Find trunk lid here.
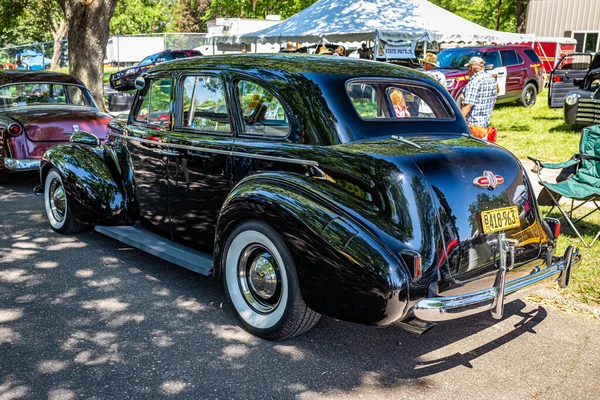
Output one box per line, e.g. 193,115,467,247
4,106,111,142
336,135,543,282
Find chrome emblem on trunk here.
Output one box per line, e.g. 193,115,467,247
473,170,504,190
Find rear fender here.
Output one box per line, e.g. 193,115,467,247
41,143,129,226
215,173,411,325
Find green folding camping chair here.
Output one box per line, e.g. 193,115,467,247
528,124,600,248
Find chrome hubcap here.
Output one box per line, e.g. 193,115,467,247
49,178,66,222
238,245,282,313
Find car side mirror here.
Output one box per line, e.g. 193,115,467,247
573,78,584,87
485,63,494,70
134,76,145,91
70,131,100,146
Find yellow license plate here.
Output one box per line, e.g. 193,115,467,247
115,79,121,86
481,206,520,234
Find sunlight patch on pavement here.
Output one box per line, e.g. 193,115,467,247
45,241,87,251
209,324,258,345
75,269,94,278
62,331,123,366
37,360,69,374
0,327,21,344
81,298,129,312
273,345,307,361
0,308,23,323
86,277,122,288
48,389,76,400
161,380,189,395
220,344,250,359
175,296,206,313
0,376,28,399
0,269,36,283
151,330,174,347
36,261,59,269
107,313,145,327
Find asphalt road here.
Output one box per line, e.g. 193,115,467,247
1,174,599,400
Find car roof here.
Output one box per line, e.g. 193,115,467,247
150,53,424,80
0,70,84,86
441,45,532,52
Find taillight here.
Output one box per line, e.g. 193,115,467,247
7,123,22,136
400,250,422,279
553,75,563,83
544,218,561,239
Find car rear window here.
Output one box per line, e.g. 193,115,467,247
0,83,94,109
523,49,541,64
346,81,452,121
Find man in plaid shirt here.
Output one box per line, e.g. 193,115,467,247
461,57,497,127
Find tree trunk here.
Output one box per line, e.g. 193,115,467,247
517,0,527,34
59,0,118,111
50,19,67,70
496,0,503,31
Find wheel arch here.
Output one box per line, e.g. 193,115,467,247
41,144,130,226
214,174,411,325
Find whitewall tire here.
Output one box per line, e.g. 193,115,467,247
223,221,320,340
44,168,87,234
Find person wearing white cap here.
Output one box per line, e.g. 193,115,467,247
461,56,497,127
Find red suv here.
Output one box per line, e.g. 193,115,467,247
436,45,544,107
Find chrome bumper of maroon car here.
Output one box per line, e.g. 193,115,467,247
412,234,580,323
4,158,40,171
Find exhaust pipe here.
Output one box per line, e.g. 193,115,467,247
395,316,436,335
33,185,44,196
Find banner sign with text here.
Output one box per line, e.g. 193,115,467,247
383,41,416,59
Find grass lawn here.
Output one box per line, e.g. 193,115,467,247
491,91,599,306
492,90,581,162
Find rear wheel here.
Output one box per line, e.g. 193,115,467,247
223,221,320,340
518,83,537,107
44,168,87,234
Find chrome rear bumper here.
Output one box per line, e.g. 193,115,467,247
412,235,580,322
4,158,40,171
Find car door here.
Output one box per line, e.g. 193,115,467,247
548,53,593,108
484,51,507,97
126,73,173,235
500,49,525,98
167,72,234,252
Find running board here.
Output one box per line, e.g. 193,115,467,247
94,225,214,276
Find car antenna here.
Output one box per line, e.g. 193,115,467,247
391,135,421,149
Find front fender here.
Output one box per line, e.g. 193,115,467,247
41,143,128,225
215,173,411,326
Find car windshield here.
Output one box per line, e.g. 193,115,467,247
138,56,155,66
0,83,95,109
437,49,484,70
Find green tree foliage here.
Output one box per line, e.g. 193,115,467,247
430,0,528,33
110,0,171,34
205,0,318,21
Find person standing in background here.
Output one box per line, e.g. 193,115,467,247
419,53,446,87
461,56,497,128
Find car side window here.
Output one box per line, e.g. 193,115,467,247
138,56,154,66
181,75,231,133
523,49,541,64
135,78,171,127
500,50,522,66
237,79,289,138
347,82,452,120
485,51,501,69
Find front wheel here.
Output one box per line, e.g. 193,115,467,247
44,168,87,234
223,221,320,340
518,83,537,107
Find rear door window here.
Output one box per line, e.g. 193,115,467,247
484,51,501,69
236,79,289,138
500,50,522,66
347,81,452,120
180,75,231,133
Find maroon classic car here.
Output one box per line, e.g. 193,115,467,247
0,71,111,182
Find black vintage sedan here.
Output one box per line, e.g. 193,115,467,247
39,54,579,340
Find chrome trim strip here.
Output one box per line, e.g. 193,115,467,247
4,158,40,171
412,246,581,322
112,133,319,167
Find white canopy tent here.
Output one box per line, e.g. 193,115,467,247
208,0,535,48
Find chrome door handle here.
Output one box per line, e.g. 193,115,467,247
153,149,182,157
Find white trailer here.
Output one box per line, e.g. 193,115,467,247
105,36,165,65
